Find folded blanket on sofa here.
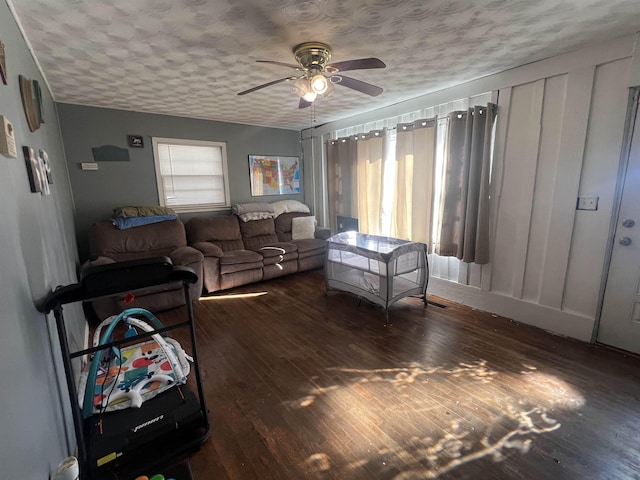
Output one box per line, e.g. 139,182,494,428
271,200,310,217
113,205,176,218
112,214,177,230
237,211,276,222
232,202,274,216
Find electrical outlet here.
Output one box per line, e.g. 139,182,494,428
577,196,599,211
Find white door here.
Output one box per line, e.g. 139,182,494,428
598,92,640,354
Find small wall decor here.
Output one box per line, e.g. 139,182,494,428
39,149,52,185
23,146,43,193
0,115,17,158
127,135,144,148
33,80,44,123
249,154,300,196
19,75,40,132
0,41,7,85
91,145,130,162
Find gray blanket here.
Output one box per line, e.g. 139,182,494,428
232,202,274,215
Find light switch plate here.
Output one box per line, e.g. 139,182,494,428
577,196,599,211
81,162,98,170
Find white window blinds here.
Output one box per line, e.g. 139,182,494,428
152,138,230,212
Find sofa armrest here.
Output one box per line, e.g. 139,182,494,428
80,255,116,277
170,246,204,301
314,227,331,240
170,245,205,266
191,241,224,258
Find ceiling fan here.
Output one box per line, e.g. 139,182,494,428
237,42,386,108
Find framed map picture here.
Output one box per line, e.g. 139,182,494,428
249,155,301,196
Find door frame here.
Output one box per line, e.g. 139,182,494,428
592,87,640,343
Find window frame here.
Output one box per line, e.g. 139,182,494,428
152,137,231,213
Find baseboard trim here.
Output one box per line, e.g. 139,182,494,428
428,277,595,342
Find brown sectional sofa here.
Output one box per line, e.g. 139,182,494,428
186,212,330,294
83,209,329,317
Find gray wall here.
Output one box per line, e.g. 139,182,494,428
0,1,85,477
57,104,302,260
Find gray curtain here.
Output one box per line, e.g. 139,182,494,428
436,104,496,264
326,136,357,233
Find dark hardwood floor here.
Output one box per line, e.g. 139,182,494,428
160,270,640,480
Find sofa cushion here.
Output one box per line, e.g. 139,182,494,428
220,261,264,275
293,238,327,254
170,245,204,266
256,242,298,257
90,220,187,261
220,249,263,265
220,269,263,290
298,254,324,271
262,252,298,266
186,216,244,251
239,217,280,250
192,241,224,258
263,261,299,280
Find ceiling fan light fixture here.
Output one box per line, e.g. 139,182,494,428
239,42,386,105
294,77,318,102
322,80,335,98
302,90,317,102
310,74,328,94
293,77,311,95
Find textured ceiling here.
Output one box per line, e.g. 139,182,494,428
9,0,640,130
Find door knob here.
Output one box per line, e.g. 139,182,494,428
622,219,635,228
619,237,632,246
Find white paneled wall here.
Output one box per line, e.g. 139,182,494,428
489,59,630,326
562,59,632,316
522,75,566,304
303,35,637,341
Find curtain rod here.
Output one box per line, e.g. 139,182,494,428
330,118,442,143
330,104,496,143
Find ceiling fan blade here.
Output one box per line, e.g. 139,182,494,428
299,98,312,109
328,58,386,72
334,75,383,97
237,77,297,96
256,60,301,70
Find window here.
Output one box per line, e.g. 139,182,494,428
329,93,493,281
152,137,230,213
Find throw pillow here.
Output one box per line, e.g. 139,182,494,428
291,216,316,240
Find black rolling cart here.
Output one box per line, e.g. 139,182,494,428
43,257,210,479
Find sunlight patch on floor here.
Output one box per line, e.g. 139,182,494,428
383,406,559,480
521,371,585,409
293,359,584,479
198,291,268,301
295,360,498,408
